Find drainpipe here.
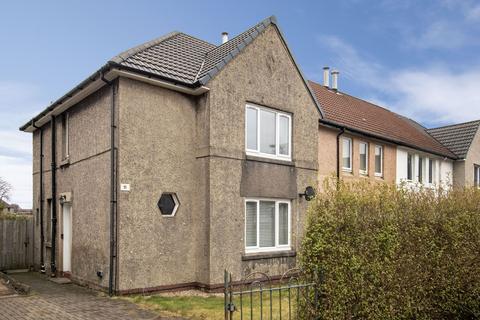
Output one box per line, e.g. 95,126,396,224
336,128,345,180
101,74,117,296
32,121,45,272
50,116,57,276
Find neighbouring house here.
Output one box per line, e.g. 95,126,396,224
0,200,32,215
309,69,456,189
427,120,480,188
20,16,322,294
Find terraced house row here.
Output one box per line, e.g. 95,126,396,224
20,16,480,294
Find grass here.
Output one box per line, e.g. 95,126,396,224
125,287,308,320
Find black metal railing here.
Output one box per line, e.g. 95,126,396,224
224,268,320,320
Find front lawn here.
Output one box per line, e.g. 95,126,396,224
125,289,303,319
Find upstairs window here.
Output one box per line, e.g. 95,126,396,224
475,165,480,188
61,113,69,160
407,153,414,181
428,159,435,184
359,142,368,175
246,104,291,160
418,156,424,183
342,138,352,171
375,145,383,177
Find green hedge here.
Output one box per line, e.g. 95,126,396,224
300,179,480,319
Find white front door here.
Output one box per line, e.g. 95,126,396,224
62,203,72,272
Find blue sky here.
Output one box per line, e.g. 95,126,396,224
1,0,480,208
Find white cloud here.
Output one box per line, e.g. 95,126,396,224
0,155,32,209
408,21,469,50
0,81,44,209
0,130,31,155
316,35,480,125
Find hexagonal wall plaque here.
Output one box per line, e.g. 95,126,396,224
157,193,180,216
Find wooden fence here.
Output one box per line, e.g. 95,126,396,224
0,217,34,270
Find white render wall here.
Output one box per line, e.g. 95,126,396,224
396,147,453,189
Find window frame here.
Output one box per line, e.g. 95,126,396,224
374,145,383,177
61,112,69,160
418,156,424,183
359,142,368,175
244,198,291,253
475,165,480,188
407,153,414,181
342,137,353,172
245,104,292,161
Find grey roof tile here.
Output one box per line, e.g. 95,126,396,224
427,120,480,158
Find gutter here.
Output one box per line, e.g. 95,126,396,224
32,120,45,272
320,119,457,160
20,64,209,133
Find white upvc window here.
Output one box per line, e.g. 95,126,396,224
374,145,383,177
245,104,292,161
474,165,480,188
342,137,352,171
407,153,414,181
428,158,436,185
359,142,368,175
245,199,291,253
418,156,424,183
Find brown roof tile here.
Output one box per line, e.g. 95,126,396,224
309,80,456,158
427,120,480,158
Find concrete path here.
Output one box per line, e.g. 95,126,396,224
0,272,182,320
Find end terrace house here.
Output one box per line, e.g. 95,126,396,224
20,16,322,294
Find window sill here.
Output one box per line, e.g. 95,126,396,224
245,155,295,167
242,250,296,261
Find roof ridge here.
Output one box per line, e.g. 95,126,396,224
196,15,277,85
427,119,480,131
109,31,181,64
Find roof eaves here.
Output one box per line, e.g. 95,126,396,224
320,119,457,160
109,31,181,64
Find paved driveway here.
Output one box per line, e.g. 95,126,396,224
0,272,181,320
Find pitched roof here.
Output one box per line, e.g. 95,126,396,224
309,81,456,158
21,16,323,131
110,16,280,87
427,120,480,159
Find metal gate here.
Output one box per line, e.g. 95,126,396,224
224,268,320,320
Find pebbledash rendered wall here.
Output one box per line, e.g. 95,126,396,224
115,24,320,292
453,128,480,187
32,86,113,290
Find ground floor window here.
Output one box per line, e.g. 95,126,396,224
245,199,290,253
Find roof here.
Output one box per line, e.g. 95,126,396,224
21,15,322,131
427,120,480,159
309,81,457,158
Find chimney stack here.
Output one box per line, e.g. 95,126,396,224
323,67,330,87
221,32,229,44
331,70,339,91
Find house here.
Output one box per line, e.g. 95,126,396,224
20,16,322,294
0,200,32,215
309,70,456,189
427,120,480,188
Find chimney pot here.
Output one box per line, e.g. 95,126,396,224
331,70,339,91
323,67,330,87
221,32,229,44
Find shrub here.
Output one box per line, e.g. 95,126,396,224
300,178,480,319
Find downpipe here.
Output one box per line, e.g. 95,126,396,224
50,116,57,276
